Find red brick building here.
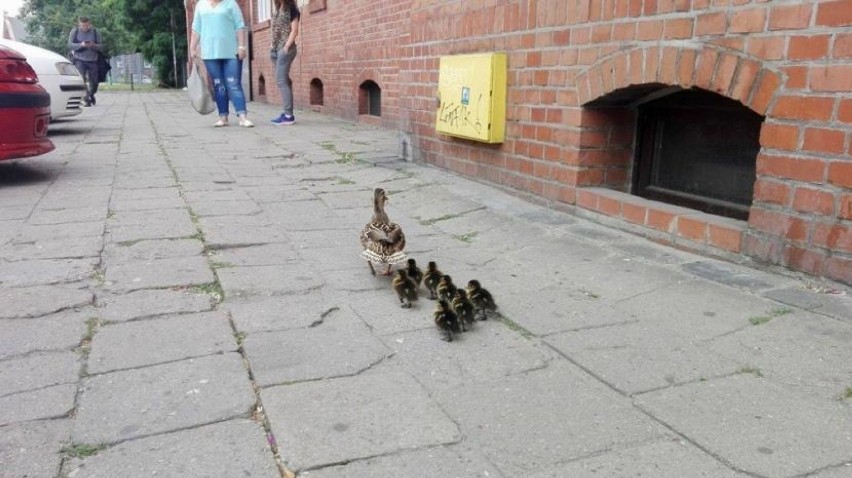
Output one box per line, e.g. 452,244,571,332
189,0,852,285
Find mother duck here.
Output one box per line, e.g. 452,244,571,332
360,188,406,275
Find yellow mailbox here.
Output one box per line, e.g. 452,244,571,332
436,52,507,143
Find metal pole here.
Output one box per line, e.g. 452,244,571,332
171,11,179,87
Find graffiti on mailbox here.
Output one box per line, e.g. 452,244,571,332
438,89,484,136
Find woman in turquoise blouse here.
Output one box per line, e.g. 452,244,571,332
189,0,254,127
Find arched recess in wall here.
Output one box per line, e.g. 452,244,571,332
258,75,266,98
359,80,381,117
310,78,324,106
573,45,783,221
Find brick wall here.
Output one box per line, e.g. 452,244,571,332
237,0,852,285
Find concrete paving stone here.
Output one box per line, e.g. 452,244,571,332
198,220,290,248
428,208,513,238
108,208,193,230
176,180,234,193
38,187,111,209
763,286,852,323
390,189,484,226
525,439,746,478
706,311,852,401
0,419,71,478
109,196,186,212
635,374,852,477
682,260,794,292
614,279,784,341
2,235,103,261
245,317,390,387
27,206,108,225
107,214,197,244
611,241,703,266
561,254,693,301
0,284,93,319
500,235,616,269
14,221,105,242
104,255,214,292
508,295,634,337
262,370,461,471
342,167,413,188
263,201,343,231
545,322,741,394
384,321,554,392
63,419,279,478
208,243,300,267
244,185,317,203
300,444,502,478
0,384,77,426
72,353,256,444
189,201,263,217
564,223,629,243
320,259,396,294
88,311,236,374
300,241,364,272
317,189,374,210
434,361,669,477
98,289,214,323
0,205,31,221
102,238,204,263
217,264,325,298
811,464,852,477
183,189,253,203
348,289,436,335
110,186,180,201
0,351,81,397
113,175,175,189
225,292,350,334
0,258,97,287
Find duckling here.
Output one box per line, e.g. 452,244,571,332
422,261,442,300
467,279,498,320
452,289,475,332
391,269,418,308
360,188,406,276
406,258,423,288
437,275,458,303
434,299,461,342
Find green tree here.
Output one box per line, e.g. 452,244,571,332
20,0,135,58
115,0,187,87
20,0,187,87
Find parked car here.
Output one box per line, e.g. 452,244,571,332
0,44,54,161
0,38,86,121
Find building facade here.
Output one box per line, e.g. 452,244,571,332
191,0,852,285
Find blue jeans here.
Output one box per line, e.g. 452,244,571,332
203,58,247,116
275,45,297,116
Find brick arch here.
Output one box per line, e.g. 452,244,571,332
574,45,782,116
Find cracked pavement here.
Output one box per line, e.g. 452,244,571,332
1,91,851,478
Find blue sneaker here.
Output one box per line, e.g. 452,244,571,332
271,114,295,125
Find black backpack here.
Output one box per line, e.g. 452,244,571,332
71,27,111,82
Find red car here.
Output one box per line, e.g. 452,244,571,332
0,44,54,161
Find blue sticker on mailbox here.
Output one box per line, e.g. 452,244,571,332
461,87,470,105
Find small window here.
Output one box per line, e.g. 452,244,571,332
634,89,763,220
258,0,271,21
359,80,381,117
310,78,324,106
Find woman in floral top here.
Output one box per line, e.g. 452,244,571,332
270,0,300,125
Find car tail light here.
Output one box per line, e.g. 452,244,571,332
34,113,50,138
0,58,38,83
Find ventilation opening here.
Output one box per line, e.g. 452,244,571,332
310,78,324,106
258,75,266,97
634,88,763,220
359,80,381,116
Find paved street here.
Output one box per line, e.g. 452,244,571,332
1,91,851,478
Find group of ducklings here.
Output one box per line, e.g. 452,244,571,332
392,259,498,342
359,187,497,341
